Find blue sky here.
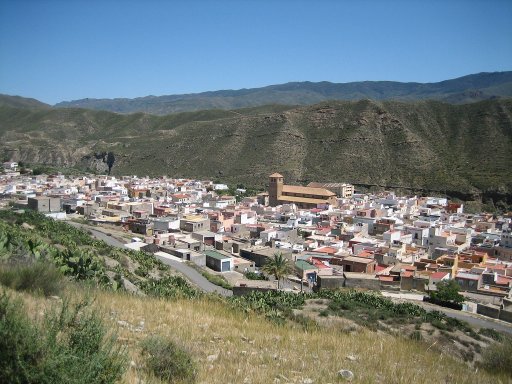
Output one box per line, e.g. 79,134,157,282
1,0,511,104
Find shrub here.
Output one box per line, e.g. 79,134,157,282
0,293,42,383
135,265,149,277
430,319,448,331
424,295,463,310
244,271,267,280
40,299,128,384
429,280,464,305
0,261,64,296
201,271,232,290
0,293,127,384
480,340,512,375
319,309,330,317
140,335,196,383
409,330,423,341
291,313,319,331
138,276,201,299
478,327,503,342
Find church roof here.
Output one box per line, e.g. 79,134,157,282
269,173,284,178
282,185,336,197
278,195,331,205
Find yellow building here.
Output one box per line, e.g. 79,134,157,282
307,182,354,198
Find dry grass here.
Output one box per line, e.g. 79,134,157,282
9,286,511,384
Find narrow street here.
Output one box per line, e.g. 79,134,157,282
69,222,232,296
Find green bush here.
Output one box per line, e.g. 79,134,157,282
201,271,232,290
140,335,196,383
478,327,503,341
0,293,127,384
0,262,64,296
431,319,448,331
0,293,42,383
291,313,319,331
135,265,149,277
430,280,464,304
184,263,232,289
244,271,267,280
480,339,512,375
138,276,201,299
319,309,329,317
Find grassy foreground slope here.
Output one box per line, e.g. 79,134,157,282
0,212,510,383
7,287,505,384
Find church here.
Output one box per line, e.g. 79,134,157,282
268,173,338,209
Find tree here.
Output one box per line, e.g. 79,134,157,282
431,279,464,304
106,152,115,174
262,252,292,290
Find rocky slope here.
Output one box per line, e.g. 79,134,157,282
1,98,511,201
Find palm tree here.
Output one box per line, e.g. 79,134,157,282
262,252,292,290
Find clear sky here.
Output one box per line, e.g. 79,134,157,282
1,0,511,105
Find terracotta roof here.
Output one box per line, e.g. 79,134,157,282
315,228,331,235
357,250,374,258
313,246,338,254
172,193,189,198
278,196,331,204
484,263,506,269
312,259,331,269
496,276,512,285
282,185,336,197
269,173,284,178
430,271,449,280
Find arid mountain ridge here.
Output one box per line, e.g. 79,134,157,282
53,71,512,115
1,89,511,204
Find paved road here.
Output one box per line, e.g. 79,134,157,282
382,291,512,335
69,222,232,296
79,225,127,248
66,221,512,330
436,306,512,335
154,254,232,296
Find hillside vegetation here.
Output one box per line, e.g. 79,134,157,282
1,211,511,383
53,71,512,114
2,98,512,201
5,287,510,384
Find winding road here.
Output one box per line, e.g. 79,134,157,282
69,221,512,332
69,222,232,296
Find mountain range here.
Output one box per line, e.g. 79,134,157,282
1,90,511,204
53,71,512,115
